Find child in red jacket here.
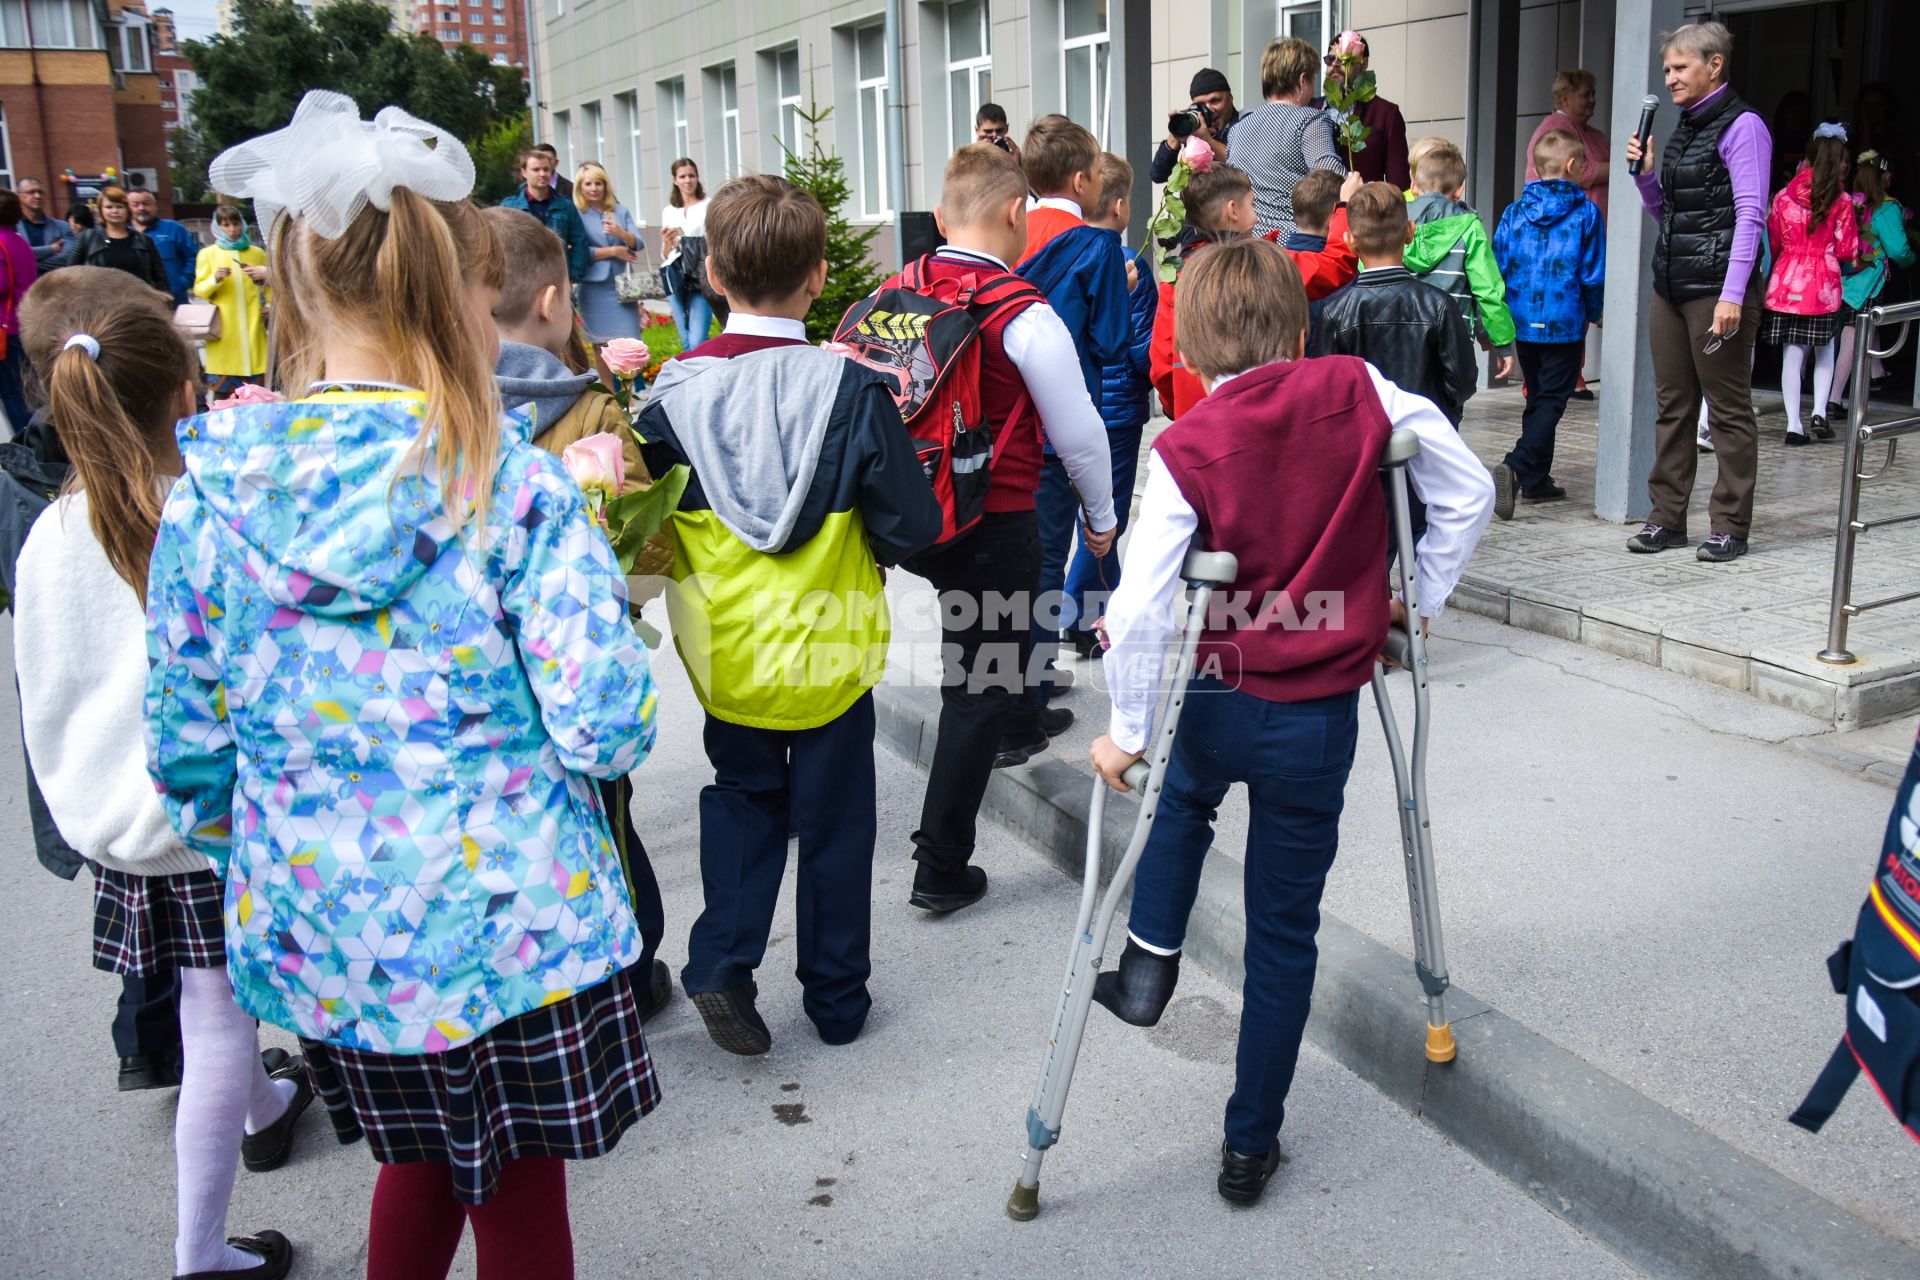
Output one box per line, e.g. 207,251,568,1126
1149,165,1258,420
1762,125,1861,446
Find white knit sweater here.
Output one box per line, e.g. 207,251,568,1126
16,491,207,876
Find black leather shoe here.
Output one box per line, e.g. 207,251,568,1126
1521,482,1568,503
1784,429,1810,447
242,1056,313,1173
690,982,772,1055
1038,706,1074,737
118,1051,181,1092
1092,939,1181,1026
1812,413,1834,440
908,864,988,914
640,958,674,1023
174,1229,293,1279
992,733,1048,769
1217,1141,1284,1205
1067,630,1101,659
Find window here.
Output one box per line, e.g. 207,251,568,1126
945,0,991,152
493,13,503,23
26,0,100,49
854,23,889,218
0,106,13,190
614,90,643,216
1280,1,1321,55
493,31,504,42
1061,0,1109,146
110,19,150,72
439,8,455,19
580,99,603,170
719,64,740,179
663,76,688,164
551,108,572,176
468,30,483,42
775,45,803,160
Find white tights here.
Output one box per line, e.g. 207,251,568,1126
174,966,292,1274
1780,341,1837,435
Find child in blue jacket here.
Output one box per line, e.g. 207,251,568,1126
1491,128,1605,520
1064,152,1156,658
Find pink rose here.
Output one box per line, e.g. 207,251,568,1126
209,383,284,410
563,432,626,499
1181,134,1214,173
1334,29,1367,57
602,338,651,376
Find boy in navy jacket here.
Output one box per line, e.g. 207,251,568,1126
1491,128,1604,520
1090,238,1492,1206
1014,115,1132,730
1064,152,1156,659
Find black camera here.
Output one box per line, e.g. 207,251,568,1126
1168,101,1217,139
986,134,1015,155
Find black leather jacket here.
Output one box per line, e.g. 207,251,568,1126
63,227,170,293
1313,267,1478,424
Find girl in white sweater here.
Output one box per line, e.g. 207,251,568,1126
13,268,306,1280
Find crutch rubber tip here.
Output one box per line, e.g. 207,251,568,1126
1007,1183,1040,1221
1426,1023,1457,1064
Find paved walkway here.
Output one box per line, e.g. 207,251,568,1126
1450,384,1920,726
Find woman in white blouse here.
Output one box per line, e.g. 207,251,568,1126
660,157,713,352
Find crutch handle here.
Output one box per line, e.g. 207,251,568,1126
1381,428,1421,468
1121,760,1152,792
1181,549,1239,585
1380,626,1414,671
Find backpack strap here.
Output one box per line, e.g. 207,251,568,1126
1789,1037,1861,1134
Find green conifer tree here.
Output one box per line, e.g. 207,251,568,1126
782,99,885,343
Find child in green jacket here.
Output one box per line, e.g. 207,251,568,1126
1403,142,1517,383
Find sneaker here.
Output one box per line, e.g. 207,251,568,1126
1493,463,1518,521
1217,1141,1285,1206
1520,482,1568,503
1812,413,1834,441
241,1057,314,1173
1696,432,1715,453
1626,523,1687,553
1784,430,1810,447
689,982,773,1055
1696,532,1749,562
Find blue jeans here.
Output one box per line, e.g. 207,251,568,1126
1027,455,1081,709
0,342,30,437
669,288,715,354
1126,680,1360,1155
1062,423,1143,638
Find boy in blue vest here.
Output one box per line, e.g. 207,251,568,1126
1090,239,1492,1205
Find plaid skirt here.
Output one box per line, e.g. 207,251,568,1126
90,863,228,975
1761,306,1849,348
300,963,658,1204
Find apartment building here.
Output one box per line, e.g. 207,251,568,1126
413,0,526,66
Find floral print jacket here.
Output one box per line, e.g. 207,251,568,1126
145,392,657,1054
1766,167,1861,317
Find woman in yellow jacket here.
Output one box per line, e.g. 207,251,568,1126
193,204,270,398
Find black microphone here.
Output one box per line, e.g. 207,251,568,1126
1631,94,1659,175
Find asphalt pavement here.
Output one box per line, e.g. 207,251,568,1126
0,610,1643,1279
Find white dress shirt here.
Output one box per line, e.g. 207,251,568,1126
721,312,808,342
932,245,1117,531
1101,363,1494,752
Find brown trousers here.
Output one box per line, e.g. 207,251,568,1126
1647,284,1763,538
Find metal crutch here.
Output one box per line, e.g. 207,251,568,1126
1371,427,1457,1065
1006,547,1240,1223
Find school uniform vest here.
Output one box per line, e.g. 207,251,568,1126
1152,356,1393,703
1653,87,1756,304
917,254,1045,512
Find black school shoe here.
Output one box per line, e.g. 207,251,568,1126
1492,464,1518,521
1217,1142,1285,1206
1812,413,1834,440
1521,482,1568,503
175,1230,292,1279
1626,523,1687,553
908,864,988,914
1091,939,1181,1026
242,1056,314,1173
1784,429,1811,447
641,958,674,1023
118,1050,181,1092
690,982,773,1055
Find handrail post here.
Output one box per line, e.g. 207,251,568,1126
1819,308,1877,664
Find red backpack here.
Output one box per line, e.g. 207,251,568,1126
831,255,1043,551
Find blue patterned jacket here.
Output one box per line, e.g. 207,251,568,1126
1493,178,1606,345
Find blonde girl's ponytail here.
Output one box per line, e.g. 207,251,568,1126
20,268,194,604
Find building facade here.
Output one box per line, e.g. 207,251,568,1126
0,0,178,210
413,0,525,66
150,6,198,134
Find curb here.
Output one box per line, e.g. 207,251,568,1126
871,682,1920,1280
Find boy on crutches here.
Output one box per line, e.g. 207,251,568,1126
1089,239,1493,1206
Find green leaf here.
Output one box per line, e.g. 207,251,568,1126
603,463,690,573
1166,165,1191,196
1164,195,1186,223
1158,261,1179,283
1352,70,1377,97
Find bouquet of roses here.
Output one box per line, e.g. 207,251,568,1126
1323,30,1377,170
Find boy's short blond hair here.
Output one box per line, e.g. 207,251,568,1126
1345,182,1411,258
482,206,567,326
1290,170,1343,232
1406,135,1450,178
1176,238,1307,379
940,142,1028,227
1414,143,1468,195
706,174,827,304
1022,114,1100,197
1532,127,1584,179
1095,152,1134,219
1184,164,1253,232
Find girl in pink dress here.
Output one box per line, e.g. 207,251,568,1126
1762,125,1860,444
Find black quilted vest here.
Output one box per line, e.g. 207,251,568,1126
1652,87,1756,303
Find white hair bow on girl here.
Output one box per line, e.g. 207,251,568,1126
208,89,475,240
1812,121,1849,143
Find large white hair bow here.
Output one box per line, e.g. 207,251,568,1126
209,89,476,240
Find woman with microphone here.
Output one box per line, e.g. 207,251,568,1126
1623,20,1771,564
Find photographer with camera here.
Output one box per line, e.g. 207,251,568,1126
1151,69,1240,184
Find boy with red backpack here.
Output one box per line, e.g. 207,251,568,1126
839,142,1116,915
638,176,942,1056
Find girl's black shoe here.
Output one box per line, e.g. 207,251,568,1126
1092,938,1181,1027
175,1231,292,1279
1812,413,1834,440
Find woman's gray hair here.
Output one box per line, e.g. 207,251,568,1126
1660,20,1733,75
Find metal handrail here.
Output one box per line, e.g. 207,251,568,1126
1819,301,1920,664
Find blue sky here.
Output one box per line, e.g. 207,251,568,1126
158,0,220,42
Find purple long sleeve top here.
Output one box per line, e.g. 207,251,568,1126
1635,83,1773,304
